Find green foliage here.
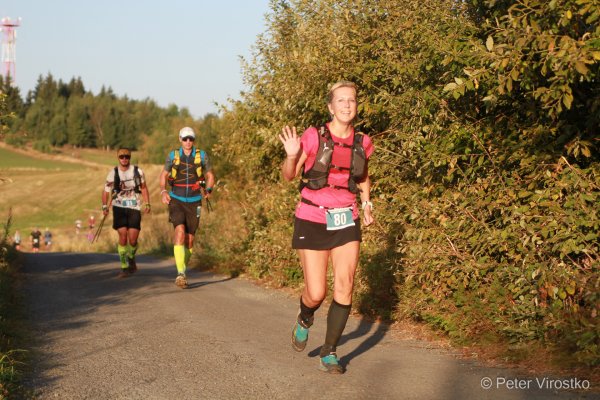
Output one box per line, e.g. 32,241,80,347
213,0,599,366
5,74,194,152
0,76,23,130
0,210,27,398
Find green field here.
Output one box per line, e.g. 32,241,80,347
0,147,81,170
0,144,165,253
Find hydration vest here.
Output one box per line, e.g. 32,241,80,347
168,148,205,187
113,165,142,195
299,125,367,194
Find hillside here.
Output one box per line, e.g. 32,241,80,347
0,144,166,253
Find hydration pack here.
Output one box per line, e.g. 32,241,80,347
299,125,367,194
113,165,142,195
168,148,206,186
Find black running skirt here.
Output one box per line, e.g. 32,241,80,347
292,217,361,250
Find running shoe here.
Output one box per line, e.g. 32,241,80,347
128,257,138,273
291,321,309,352
319,353,344,374
117,268,130,279
175,274,188,289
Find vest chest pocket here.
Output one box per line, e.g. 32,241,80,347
326,207,355,231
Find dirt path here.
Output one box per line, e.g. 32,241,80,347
21,253,596,399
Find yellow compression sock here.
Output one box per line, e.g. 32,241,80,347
174,245,186,275
184,247,193,266
128,243,138,259
117,244,128,269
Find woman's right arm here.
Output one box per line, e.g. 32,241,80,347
279,126,305,181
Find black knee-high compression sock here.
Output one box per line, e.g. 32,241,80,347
320,300,351,357
298,296,321,328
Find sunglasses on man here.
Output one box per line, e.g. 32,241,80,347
119,155,131,160
181,136,195,142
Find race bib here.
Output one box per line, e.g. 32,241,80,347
122,199,138,207
326,207,355,231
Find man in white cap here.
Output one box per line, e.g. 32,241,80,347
158,127,215,288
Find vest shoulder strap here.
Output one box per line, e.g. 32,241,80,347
194,149,204,166
354,131,365,144
133,165,142,193
112,166,120,193
170,149,180,165
170,150,180,179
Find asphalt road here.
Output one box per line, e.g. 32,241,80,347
21,253,598,400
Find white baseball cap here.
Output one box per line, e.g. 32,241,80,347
179,127,196,139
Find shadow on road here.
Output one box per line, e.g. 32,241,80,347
307,316,390,369
186,277,234,289
21,252,235,392
338,318,389,368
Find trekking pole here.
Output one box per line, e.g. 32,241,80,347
92,192,112,243
200,179,213,213
92,215,106,243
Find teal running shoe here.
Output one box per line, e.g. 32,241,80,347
319,353,344,374
291,322,309,352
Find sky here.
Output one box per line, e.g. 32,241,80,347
1,0,271,118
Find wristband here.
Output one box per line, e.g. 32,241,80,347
206,187,213,194
102,204,108,211
361,201,373,210
145,203,151,208
160,189,167,195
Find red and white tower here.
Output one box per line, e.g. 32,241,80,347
1,17,21,84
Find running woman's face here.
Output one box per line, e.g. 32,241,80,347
328,86,357,125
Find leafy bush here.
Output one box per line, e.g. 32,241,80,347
212,0,599,366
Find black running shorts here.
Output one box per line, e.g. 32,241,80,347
112,206,142,230
292,217,361,250
168,198,201,234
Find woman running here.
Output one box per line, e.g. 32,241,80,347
279,81,374,374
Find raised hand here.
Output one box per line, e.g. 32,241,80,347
278,126,301,158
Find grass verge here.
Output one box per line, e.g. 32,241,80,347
0,210,28,399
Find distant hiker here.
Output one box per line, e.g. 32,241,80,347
102,148,151,278
44,228,52,250
31,227,42,253
88,215,96,229
87,227,94,243
75,219,82,235
279,81,374,374
158,127,215,289
13,230,21,250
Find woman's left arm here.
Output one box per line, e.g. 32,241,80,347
358,176,373,227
